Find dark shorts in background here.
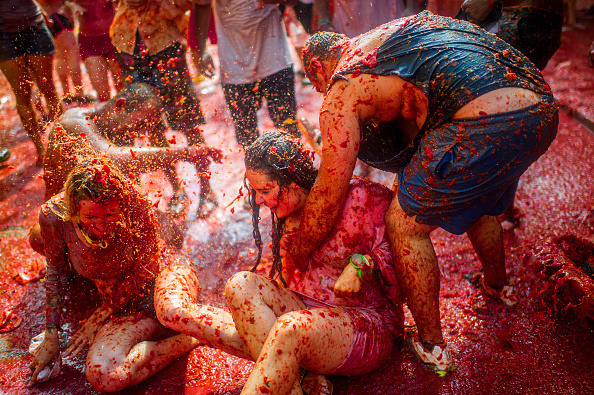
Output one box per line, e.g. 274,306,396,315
0,21,55,62
222,67,299,147
397,94,559,235
48,13,74,37
78,33,116,61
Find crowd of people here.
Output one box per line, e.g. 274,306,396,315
0,0,579,392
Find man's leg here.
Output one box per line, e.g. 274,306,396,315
261,67,300,138
0,56,46,162
384,191,442,344
84,56,112,101
222,82,261,147
466,215,507,288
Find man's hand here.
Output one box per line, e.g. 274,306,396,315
28,330,60,386
461,0,494,23
333,262,363,298
196,52,215,79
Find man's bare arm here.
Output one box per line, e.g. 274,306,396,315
288,83,361,267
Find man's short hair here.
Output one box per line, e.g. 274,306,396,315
302,31,347,67
113,82,161,114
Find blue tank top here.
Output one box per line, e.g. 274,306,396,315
332,11,553,171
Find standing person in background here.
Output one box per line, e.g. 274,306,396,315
459,0,564,71
200,0,300,148
187,3,217,83
77,0,123,102
37,0,92,104
314,0,405,36
110,0,218,217
0,0,64,165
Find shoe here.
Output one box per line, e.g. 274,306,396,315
196,190,218,218
168,190,188,216
482,280,518,307
408,335,454,376
0,148,10,169
465,273,518,307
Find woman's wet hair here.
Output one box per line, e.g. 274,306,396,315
52,156,132,223
244,131,318,285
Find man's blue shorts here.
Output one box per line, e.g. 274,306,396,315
0,22,55,62
397,94,559,235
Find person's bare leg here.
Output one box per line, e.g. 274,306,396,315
154,264,251,359
53,31,84,97
86,316,200,392
106,57,124,92
0,56,46,161
186,131,216,214
466,215,507,288
385,193,442,344
147,122,183,195
226,272,346,395
84,56,112,101
240,308,354,395
28,54,63,119
225,271,305,359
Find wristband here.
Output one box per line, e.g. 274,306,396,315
317,19,332,27
349,254,373,281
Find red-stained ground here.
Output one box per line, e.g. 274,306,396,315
0,14,593,395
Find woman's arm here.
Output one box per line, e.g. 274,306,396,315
29,207,71,385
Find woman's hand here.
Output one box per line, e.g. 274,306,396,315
28,329,60,386
333,254,374,298
333,262,363,298
63,305,113,358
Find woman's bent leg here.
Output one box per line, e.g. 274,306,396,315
154,264,250,359
86,315,199,392
225,271,305,360
241,308,354,395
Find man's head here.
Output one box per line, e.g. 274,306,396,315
104,83,163,141
302,32,348,93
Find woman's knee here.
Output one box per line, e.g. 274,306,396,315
154,264,200,325
224,271,258,306
28,224,45,255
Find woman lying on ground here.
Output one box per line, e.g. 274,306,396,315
28,157,203,392
224,131,404,394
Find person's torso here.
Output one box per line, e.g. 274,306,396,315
285,180,393,308
334,11,551,132
213,0,292,84
80,0,115,36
